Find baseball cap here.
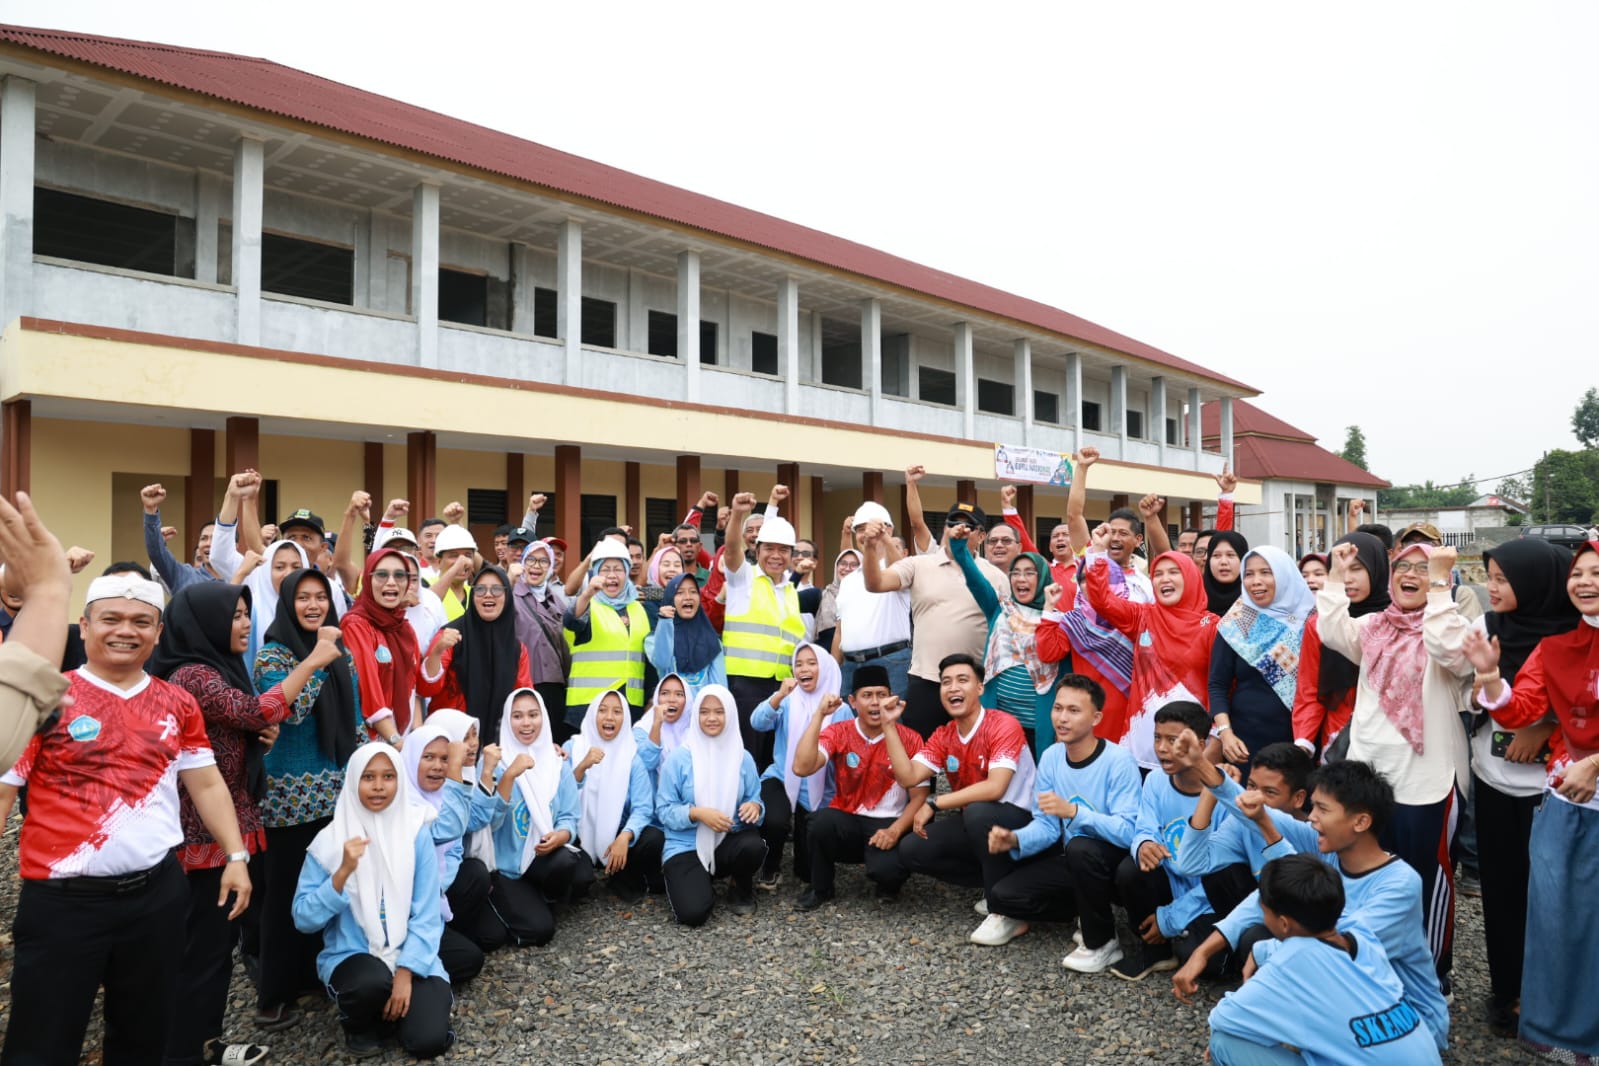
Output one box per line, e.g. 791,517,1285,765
279,509,325,535
375,527,418,551
507,526,535,546
1396,522,1443,546
542,535,568,553
944,502,988,529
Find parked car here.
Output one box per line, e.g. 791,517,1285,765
1520,524,1592,550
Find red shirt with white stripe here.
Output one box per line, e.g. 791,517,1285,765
817,720,924,817
4,669,215,880
912,708,1036,807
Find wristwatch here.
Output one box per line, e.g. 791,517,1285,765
386,733,404,747
1429,580,1450,589
925,794,939,811
226,850,250,865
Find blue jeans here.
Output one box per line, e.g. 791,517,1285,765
838,644,912,700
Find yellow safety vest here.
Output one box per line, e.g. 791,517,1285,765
565,600,648,715
723,573,805,680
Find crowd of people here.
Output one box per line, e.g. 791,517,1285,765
0,441,1594,1065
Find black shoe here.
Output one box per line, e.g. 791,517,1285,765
1109,945,1178,982
794,889,832,912
874,883,901,902
728,883,758,916
1487,997,1518,1038
344,1030,382,1060
608,877,645,904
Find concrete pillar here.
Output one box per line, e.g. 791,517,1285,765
862,471,884,504
625,461,641,534
0,78,36,326
194,170,225,285
778,277,800,415
230,136,264,346
406,431,437,520
1016,484,1035,536
557,219,582,384
1188,387,1204,466
809,309,824,383
509,243,536,335
1015,339,1033,445
554,445,581,554
411,182,440,369
507,453,526,524
675,455,701,519
1220,396,1235,470
777,462,800,534
187,428,217,547
1110,365,1128,455
677,251,701,400
0,399,30,498
1065,352,1083,445
365,442,385,509
225,417,259,477
954,322,976,440
862,299,882,423
1151,375,1168,465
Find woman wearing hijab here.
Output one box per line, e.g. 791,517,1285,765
252,568,366,1031
951,535,1060,757
565,689,663,902
1320,538,1472,989
656,684,766,926
401,708,507,987
1202,530,1249,618
1467,541,1599,1061
645,572,726,694
749,644,851,889
1459,538,1577,1035
512,540,570,725
292,744,453,1060
240,539,311,663
564,540,649,740
814,547,859,656
1208,546,1316,771
150,583,340,1066
1292,532,1389,760
635,672,692,781
341,548,423,745
484,688,588,946
419,565,533,741
1083,525,1219,771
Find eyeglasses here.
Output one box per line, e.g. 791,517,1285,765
794,550,815,558
674,537,700,546
473,585,506,598
946,520,976,533
596,563,628,576
988,537,1017,546
370,570,411,585
1391,561,1430,576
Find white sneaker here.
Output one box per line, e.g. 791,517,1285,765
1062,939,1124,974
1072,925,1085,949
969,913,1029,946
974,897,989,916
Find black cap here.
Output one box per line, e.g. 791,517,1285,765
507,526,535,546
851,665,892,694
279,509,325,535
944,502,988,529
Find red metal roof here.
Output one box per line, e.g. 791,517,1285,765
0,24,1254,392
1202,400,1390,489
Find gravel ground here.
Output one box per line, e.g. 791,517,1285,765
0,816,1534,1065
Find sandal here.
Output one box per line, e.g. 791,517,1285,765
203,1038,270,1065
252,1004,301,1033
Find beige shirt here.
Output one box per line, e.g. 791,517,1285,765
0,642,71,774
888,550,1009,681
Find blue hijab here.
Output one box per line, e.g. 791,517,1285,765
663,572,721,675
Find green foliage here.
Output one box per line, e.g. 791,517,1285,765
1574,387,1599,450
1378,478,1478,510
1529,448,1599,524
1340,425,1369,471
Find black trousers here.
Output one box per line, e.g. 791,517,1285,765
259,818,330,1011
727,675,781,770
437,928,482,988
988,846,1075,924
1381,791,1457,981
488,849,594,947
662,829,766,927
328,954,453,1059
1113,854,1174,936
3,854,186,1066
902,675,947,740
1171,862,1259,978
897,801,1032,894
607,825,666,894
806,808,910,898
758,777,813,881
1474,775,1539,1005
1060,836,1128,949
164,864,241,1066
444,857,508,951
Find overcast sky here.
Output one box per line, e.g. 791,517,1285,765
12,2,1595,488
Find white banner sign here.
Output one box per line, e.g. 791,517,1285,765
994,444,1073,487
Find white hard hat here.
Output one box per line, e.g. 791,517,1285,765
758,516,798,547
433,524,477,554
851,501,894,529
589,539,633,564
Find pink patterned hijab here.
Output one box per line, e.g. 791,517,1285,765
1356,543,1431,752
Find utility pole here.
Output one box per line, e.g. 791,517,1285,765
1543,450,1551,522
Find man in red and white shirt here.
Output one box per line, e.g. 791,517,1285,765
881,653,1037,941
3,573,252,1066
788,664,929,909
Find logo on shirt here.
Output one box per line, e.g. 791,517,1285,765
67,715,101,742
1349,1002,1421,1048
1139,630,1153,647
375,643,393,664
1067,795,1096,814
1161,815,1188,853
513,803,531,839
845,752,861,769
945,755,960,774
158,714,179,742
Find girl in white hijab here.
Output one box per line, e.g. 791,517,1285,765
292,744,454,1059
240,540,310,663
655,684,766,926
634,672,692,779
566,689,664,901
750,643,851,889
483,688,590,946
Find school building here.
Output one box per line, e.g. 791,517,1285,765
0,25,1262,605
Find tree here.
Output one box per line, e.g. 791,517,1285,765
1496,475,1531,504
1529,448,1599,524
1378,478,1479,510
1340,425,1369,471
1574,387,1599,450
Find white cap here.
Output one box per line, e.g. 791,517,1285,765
375,527,418,551
758,516,797,547
85,574,164,613
589,539,632,565
433,524,477,554
851,501,894,529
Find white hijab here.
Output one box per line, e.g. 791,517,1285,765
497,687,562,874
684,683,745,874
570,690,638,865
307,743,436,973
782,642,842,812
635,672,692,759
403,708,479,814
245,540,310,661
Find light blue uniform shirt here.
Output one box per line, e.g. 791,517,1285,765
750,694,853,810
487,761,580,879
562,741,657,850
655,747,764,864
1172,773,1305,879
1011,738,1142,859
1130,770,1223,937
